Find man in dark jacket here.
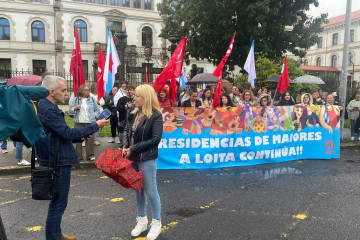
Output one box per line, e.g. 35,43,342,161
116,85,135,148
105,86,119,143
35,75,109,240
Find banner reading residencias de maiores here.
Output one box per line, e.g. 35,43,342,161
157,106,340,169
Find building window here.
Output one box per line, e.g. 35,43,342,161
32,0,41,2
0,18,10,40
133,0,140,8
316,57,322,66
350,29,354,42
349,52,354,65
83,60,88,80
122,0,129,6
111,0,118,5
332,33,338,46
87,0,95,2
33,60,46,75
331,55,337,67
108,21,122,37
144,0,151,9
0,58,11,79
317,37,323,48
99,0,107,4
75,20,87,42
32,21,45,42
142,26,152,46
304,59,308,66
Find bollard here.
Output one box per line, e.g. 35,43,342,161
0,214,7,240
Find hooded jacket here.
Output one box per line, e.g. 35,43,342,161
300,93,313,106
0,85,48,147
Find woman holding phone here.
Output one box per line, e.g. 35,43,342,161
122,84,163,240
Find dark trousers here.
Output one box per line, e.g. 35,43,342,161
110,115,118,137
74,123,94,160
45,165,71,240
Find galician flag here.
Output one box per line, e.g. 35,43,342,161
103,29,120,93
244,40,256,88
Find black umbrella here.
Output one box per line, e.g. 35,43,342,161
188,73,218,84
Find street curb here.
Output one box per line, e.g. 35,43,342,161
0,161,98,175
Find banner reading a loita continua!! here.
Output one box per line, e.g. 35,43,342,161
157,105,340,169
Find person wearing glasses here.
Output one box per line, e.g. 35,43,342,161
69,84,100,161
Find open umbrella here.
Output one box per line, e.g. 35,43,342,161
7,75,42,86
265,75,295,84
95,148,143,190
293,75,325,85
189,73,218,84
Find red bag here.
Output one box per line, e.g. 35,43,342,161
95,148,143,190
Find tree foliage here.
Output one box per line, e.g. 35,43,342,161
158,0,327,71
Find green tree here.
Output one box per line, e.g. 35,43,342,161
158,0,327,71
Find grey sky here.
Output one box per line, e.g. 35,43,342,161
307,0,360,18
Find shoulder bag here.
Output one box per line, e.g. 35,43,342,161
30,137,59,200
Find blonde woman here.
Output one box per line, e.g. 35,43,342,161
122,84,163,240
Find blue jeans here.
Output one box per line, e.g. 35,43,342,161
133,159,161,220
45,165,72,240
15,142,24,160
350,119,359,137
1,139,7,150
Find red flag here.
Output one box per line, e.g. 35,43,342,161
212,35,235,108
152,37,187,100
97,44,106,102
70,26,85,97
146,67,149,84
277,56,290,94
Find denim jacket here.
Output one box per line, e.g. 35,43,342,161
69,96,100,123
35,98,99,167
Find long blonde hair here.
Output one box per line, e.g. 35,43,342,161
132,84,161,119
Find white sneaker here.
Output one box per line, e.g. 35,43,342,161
147,219,162,240
358,136,360,141
18,160,31,166
1,149,8,153
351,137,355,141
131,216,148,237
94,140,100,146
117,140,121,144
108,138,115,143
82,141,86,147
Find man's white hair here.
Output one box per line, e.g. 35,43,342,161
42,75,66,90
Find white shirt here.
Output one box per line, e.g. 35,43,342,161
78,98,91,123
113,89,126,107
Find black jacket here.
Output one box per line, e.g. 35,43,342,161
123,109,163,162
182,99,202,108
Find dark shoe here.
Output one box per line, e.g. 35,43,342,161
59,235,77,240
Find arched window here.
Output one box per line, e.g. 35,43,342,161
75,20,87,42
331,55,337,67
142,27,152,46
304,59,308,66
316,57,322,66
0,18,10,40
349,52,354,65
32,21,45,42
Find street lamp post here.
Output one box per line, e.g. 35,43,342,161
168,34,179,55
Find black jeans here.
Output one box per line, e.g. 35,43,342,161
110,115,118,137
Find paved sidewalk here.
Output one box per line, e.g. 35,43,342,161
0,128,359,174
